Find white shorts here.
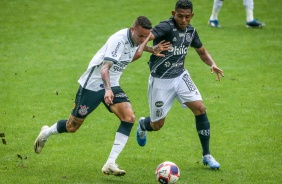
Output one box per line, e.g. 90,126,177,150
148,70,202,122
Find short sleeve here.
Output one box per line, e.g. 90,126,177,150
104,36,125,64
151,21,171,39
190,30,202,49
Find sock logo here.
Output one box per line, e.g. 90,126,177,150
198,129,210,136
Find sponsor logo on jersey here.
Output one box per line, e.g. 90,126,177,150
78,105,89,116
155,101,164,107
172,62,183,67
115,92,128,98
111,42,121,57
168,45,188,55
113,61,129,72
164,61,171,68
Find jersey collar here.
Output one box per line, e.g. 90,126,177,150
127,28,135,47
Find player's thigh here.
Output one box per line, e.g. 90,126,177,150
72,86,103,119
148,76,176,122
176,72,202,104
105,86,135,123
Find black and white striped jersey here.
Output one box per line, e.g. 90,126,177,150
150,18,202,79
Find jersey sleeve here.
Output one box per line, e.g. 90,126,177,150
104,36,125,64
190,29,202,49
151,21,171,39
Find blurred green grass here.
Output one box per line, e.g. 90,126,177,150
0,0,281,183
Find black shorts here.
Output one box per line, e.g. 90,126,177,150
71,86,130,118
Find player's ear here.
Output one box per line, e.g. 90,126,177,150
130,26,135,34
171,10,175,17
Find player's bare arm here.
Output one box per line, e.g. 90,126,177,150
195,46,224,81
132,32,153,62
101,60,114,105
144,40,172,57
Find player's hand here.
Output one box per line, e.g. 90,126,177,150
104,89,114,106
153,40,172,57
210,64,224,81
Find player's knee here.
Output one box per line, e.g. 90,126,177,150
198,105,206,114
123,114,136,123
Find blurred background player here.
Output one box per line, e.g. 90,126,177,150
208,0,265,28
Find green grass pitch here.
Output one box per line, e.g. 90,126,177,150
0,0,281,183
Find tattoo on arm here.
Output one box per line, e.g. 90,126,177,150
101,60,113,90
144,46,153,53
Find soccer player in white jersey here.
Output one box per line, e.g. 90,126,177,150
209,0,265,28
34,16,171,176
136,0,224,169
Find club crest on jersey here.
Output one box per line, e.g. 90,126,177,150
185,33,192,42
78,105,89,116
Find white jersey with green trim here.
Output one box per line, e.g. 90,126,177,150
78,28,138,91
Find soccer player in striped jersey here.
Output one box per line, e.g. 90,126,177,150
136,0,224,169
34,16,170,176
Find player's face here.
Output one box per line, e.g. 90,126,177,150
172,8,194,30
131,26,151,45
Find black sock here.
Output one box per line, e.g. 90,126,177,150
195,113,210,156
57,120,67,133
143,117,153,131
117,121,133,136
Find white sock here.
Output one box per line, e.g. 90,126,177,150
210,0,223,20
44,123,59,138
106,132,128,165
244,0,254,22
245,7,254,22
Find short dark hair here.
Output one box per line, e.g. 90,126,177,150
175,0,193,12
134,16,152,29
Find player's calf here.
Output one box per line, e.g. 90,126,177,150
66,115,84,133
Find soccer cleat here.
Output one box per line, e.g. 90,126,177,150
246,19,265,28
202,154,220,169
208,20,221,28
34,125,49,154
136,117,147,146
102,163,126,176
